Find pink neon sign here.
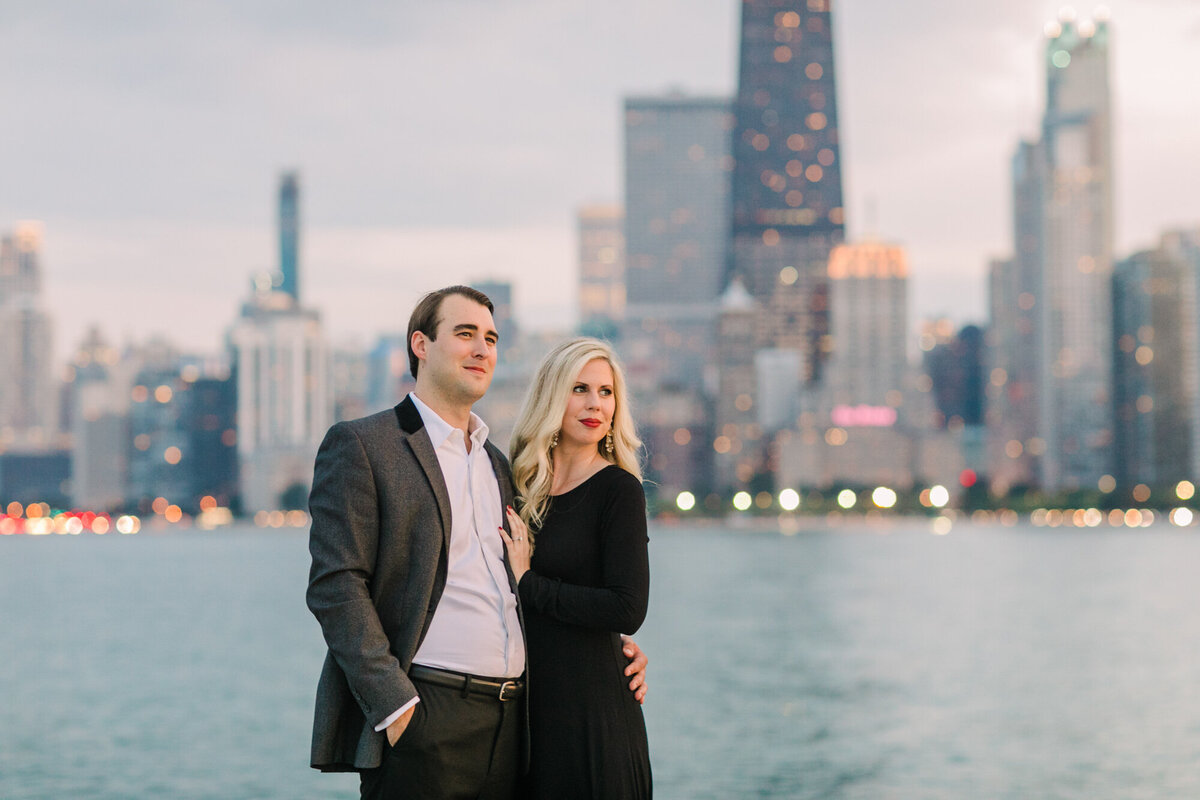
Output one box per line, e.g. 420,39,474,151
830,404,897,428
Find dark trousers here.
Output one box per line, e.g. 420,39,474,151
360,677,522,800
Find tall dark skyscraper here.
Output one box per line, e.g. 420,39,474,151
278,171,300,302
714,0,846,490
729,0,845,384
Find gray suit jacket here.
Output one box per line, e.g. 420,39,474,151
306,395,519,772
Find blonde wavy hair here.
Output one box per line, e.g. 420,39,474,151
509,337,642,533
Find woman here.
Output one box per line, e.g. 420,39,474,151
499,337,652,799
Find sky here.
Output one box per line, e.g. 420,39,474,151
3,0,1200,362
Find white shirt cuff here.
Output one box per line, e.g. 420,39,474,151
374,695,420,733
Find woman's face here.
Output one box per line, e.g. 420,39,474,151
559,358,616,450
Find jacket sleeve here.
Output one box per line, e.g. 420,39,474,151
306,422,415,727
517,473,649,634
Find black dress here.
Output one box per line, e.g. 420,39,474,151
517,464,652,799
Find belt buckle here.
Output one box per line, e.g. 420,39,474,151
498,680,519,702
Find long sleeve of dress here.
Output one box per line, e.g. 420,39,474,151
517,469,649,634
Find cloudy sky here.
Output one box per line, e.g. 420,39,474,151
4,0,1199,361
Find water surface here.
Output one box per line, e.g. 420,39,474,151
2,522,1198,798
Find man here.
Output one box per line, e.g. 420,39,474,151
306,285,648,799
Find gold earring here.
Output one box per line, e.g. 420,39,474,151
604,428,614,455
550,430,560,448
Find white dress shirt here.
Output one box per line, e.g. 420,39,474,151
377,394,525,732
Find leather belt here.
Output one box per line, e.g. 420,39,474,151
409,664,525,702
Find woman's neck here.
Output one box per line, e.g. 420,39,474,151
550,445,607,495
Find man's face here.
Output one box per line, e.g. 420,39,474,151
413,294,499,405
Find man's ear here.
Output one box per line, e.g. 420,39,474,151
411,330,428,361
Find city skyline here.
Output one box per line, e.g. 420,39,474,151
3,1,1200,361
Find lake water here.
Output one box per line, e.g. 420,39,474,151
2,521,1199,799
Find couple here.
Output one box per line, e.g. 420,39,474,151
306,285,652,799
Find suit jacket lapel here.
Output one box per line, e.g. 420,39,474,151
485,441,515,513
485,441,522,596
395,396,453,552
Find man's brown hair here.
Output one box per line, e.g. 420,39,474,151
406,285,495,379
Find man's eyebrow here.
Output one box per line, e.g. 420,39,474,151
452,323,500,342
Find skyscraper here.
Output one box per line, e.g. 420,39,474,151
1036,13,1115,490
825,241,908,413
230,176,330,513
714,279,760,488
229,293,331,512
1160,228,1200,480
128,365,193,512
0,222,59,449
622,93,733,392
714,0,846,492
577,205,625,340
331,345,370,422
366,333,412,414
987,140,1045,492
473,279,516,365
923,324,985,431
184,374,239,512
621,92,732,498
1112,245,1195,486
728,0,845,384
67,329,130,510
279,171,300,303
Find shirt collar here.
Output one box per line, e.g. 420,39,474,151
410,393,490,452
